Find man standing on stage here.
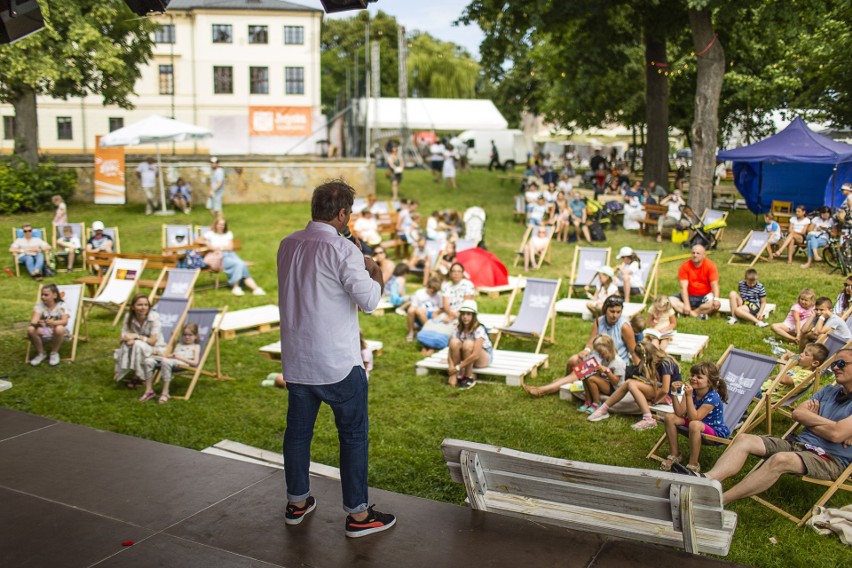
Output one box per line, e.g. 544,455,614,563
277,179,396,538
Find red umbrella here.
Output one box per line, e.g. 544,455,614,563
455,247,509,288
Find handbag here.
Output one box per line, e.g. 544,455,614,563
203,250,224,271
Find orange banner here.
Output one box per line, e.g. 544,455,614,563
249,106,312,137
94,135,126,204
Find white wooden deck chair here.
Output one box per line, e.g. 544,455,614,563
193,224,213,240
151,296,191,349
442,439,737,556
11,226,47,277
149,267,199,302
701,208,729,241
648,346,780,462
565,246,611,298
25,284,85,362
633,249,661,305
729,231,772,266
85,226,121,254
479,275,526,298
52,222,86,270
512,224,556,269
493,277,561,353
748,419,852,526
162,224,195,249
167,307,230,401
81,258,146,326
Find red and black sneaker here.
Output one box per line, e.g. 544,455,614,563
284,496,316,526
344,505,396,538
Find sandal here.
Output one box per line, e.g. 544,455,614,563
685,463,701,474
158,394,170,404
660,454,681,472
139,391,157,402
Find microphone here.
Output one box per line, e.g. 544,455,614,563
341,227,362,251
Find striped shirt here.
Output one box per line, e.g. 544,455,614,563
737,280,766,308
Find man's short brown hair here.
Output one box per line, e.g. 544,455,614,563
311,179,356,222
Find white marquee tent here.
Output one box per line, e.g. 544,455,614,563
359,98,508,131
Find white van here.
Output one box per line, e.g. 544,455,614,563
457,129,530,170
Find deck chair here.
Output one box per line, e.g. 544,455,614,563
81,258,147,326
729,231,772,266
351,197,368,214
163,307,230,401
151,296,191,348
513,224,557,269
632,249,662,305
648,345,780,462
749,333,849,436
408,239,444,282
372,201,390,214
11,226,47,277
149,267,199,302
52,223,86,271
493,277,561,354
85,226,121,254
455,238,477,253
162,224,195,250
748,419,852,526
566,246,611,298
701,208,729,241
25,284,85,362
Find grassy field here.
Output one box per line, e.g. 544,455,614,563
1,168,849,566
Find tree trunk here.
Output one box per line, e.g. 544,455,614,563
644,34,670,190
12,87,39,166
688,8,724,215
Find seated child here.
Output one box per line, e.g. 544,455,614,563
630,312,647,344
447,300,493,390
727,268,769,327
406,275,444,342
140,322,201,404
764,212,782,256
798,296,852,352
760,342,828,405
584,266,618,318
770,288,816,343
385,263,411,313
660,361,729,474
523,225,550,271
579,335,627,414
644,295,677,350
588,340,681,429
26,283,68,367
55,225,81,271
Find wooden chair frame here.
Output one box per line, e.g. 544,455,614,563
52,222,87,271
81,258,147,327
700,208,730,242
728,230,772,267
513,223,559,269
24,284,85,362
493,277,561,354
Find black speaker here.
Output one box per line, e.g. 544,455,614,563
0,0,45,44
124,0,170,16
320,0,377,14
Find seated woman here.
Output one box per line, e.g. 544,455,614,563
447,300,493,390
199,217,266,296
436,240,457,276
523,225,551,271
622,192,644,230
656,190,684,243
169,178,192,214
439,262,476,322
370,245,396,283
774,205,810,265
801,206,836,269
27,284,68,367
115,294,165,387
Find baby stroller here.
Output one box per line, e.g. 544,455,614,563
679,205,726,250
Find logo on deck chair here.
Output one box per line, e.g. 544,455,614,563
724,372,755,396
167,282,190,295
582,261,603,270
159,313,179,329
528,294,551,309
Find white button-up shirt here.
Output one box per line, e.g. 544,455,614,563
277,221,381,385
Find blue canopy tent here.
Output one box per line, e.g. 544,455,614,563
717,117,852,214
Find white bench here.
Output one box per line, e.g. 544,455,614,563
717,298,776,319
415,348,548,387
441,439,737,556
216,304,280,340
478,276,526,298
555,298,646,320
666,332,710,362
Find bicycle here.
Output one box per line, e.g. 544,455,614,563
823,226,852,275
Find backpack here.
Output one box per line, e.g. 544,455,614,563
184,249,206,269
589,220,607,242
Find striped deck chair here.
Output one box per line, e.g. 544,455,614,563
81,258,146,326
149,267,199,302
164,307,230,401
493,277,561,354
25,284,85,363
729,231,772,267
53,223,86,271
648,345,781,463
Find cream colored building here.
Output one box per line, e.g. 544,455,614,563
0,0,325,155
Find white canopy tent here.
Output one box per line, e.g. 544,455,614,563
99,115,213,215
359,98,508,131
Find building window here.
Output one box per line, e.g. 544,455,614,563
3,116,13,140
285,66,304,95
155,24,175,44
214,66,233,94
248,25,268,44
159,65,174,95
284,25,304,45
57,117,73,140
212,24,232,43
250,66,269,95
108,117,124,132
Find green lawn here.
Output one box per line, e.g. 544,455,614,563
1,168,849,566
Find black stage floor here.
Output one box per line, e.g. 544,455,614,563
0,407,744,567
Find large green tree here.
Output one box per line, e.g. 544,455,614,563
0,0,156,165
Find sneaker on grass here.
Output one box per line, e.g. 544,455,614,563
395,307,407,316
755,321,769,328
727,316,737,325
345,505,396,538
48,352,60,366
284,496,316,526
631,418,658,431
587,407,610,422
29,353,46,367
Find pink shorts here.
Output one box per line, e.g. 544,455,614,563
683,419,716,436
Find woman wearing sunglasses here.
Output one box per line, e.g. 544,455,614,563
9,224,51,280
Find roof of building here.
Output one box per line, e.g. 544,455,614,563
167,0,322,12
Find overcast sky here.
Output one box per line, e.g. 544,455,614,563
295,0,484,57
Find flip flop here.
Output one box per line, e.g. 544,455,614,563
139,391,156,402
158,394,170,404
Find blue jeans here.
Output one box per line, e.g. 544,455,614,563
18,253,44,275
284,366,369,514
222,251,251,286
806,234,829,258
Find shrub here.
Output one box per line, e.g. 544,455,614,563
0,157,76,215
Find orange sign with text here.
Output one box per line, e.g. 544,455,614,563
249,106,312,137
94,135,126,204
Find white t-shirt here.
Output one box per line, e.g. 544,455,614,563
666,197,682,219
528,203,547,223
789,216,811,234
136,162,157,188
203,230,233,249
425,216,441,240
616,260,643,289
824,314,852,340
411,287,442,311
353,216,381,246
442,279,475,313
